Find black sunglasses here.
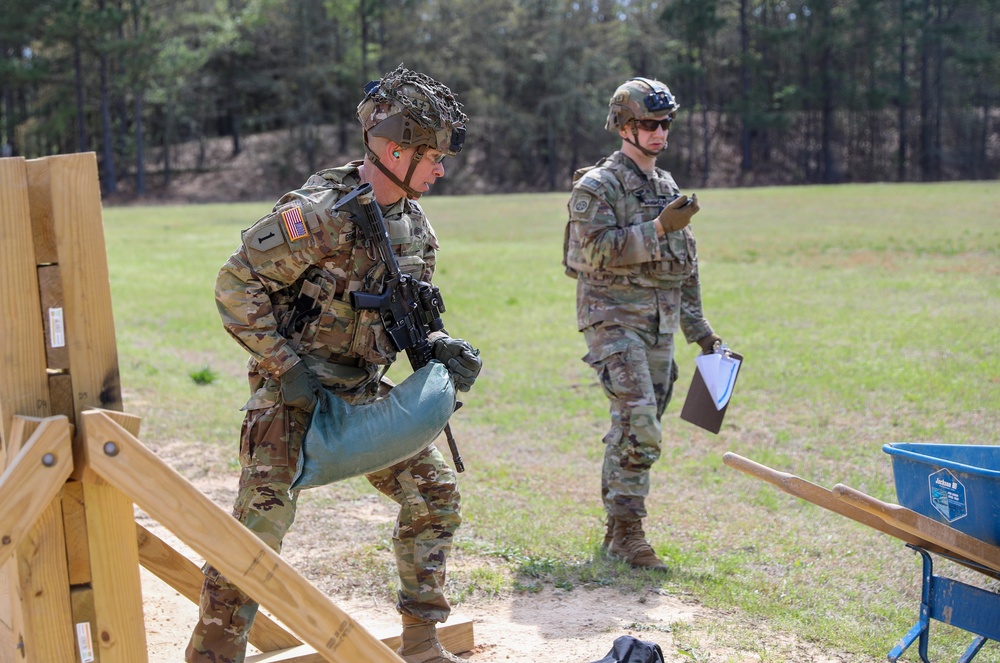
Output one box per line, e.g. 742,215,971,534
634,117,674,131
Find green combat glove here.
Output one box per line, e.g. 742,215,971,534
657,193,699,234
433,337,482,392
280,361,322,411
697,333,723,355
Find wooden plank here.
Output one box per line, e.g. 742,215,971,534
37,265,70,370
77,409,147,663
0,156,50,445
24,157,57,265
136,523,303,652
0,418,38,662
37,153,123,418
81,480,147,662
833,484,1000,574
0,157,53,663
136,522,475,660
0,561,16,659
17,498,76,662
1,416,75,663
82,410,403,663
376,619,474,655
0,416,74,568
6,416,44,465
61,481,91,586
48,374,75,423
245,620,475,663
70,586,100,663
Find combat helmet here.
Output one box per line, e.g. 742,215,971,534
357,64,468,198
606,77,679,157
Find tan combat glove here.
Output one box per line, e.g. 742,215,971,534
657,193,699,234
697,333,723,354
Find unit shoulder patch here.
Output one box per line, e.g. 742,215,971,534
569,190,599,222
247,219,284,252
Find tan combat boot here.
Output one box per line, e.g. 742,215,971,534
397,614,463,663
600,514,616,551
609,517,669,571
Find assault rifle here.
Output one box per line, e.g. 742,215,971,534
333,182,465,472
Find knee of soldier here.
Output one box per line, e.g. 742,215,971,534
430,478,462,534
621,405,662,469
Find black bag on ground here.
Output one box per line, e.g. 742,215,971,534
589,635,665,663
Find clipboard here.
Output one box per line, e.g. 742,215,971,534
679,350,743,434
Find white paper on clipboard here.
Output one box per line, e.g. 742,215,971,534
694,351,742,410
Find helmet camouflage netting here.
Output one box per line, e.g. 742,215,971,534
358,64,468,157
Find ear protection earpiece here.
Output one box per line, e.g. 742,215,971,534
393,150,401,158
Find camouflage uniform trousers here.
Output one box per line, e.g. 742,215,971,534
185,401,461,663
583,323,678,520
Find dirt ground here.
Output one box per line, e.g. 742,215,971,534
138,456,868,663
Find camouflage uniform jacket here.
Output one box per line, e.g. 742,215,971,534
216,162,441,410
565,151,713,343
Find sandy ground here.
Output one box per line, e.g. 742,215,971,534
131,435,879,663
137,477,865,663
143,559,703,662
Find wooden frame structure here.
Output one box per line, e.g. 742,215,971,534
0,154,472,663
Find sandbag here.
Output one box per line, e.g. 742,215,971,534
290,361,456,490
589,635,665,663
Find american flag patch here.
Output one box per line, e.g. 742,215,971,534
281,206,309,241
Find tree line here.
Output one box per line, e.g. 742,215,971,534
1,0,997,199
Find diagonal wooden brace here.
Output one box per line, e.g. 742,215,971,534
0,416,73,568
80,409,403,663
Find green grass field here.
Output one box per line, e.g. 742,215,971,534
105,181,999,660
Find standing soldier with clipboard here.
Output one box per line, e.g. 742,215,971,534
564,77,724,572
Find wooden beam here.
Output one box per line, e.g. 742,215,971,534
73,410,145,663
136,523,303,652
245,619,475,663
0,562,15,659
135,524,476,660
0,416,73,567
376,618,474,656
61,481,91,586
37,265,70,371
17,498,76,662
82,479,147,662
0,416,74,663
0,157,50,444
37,153,123,419
82,410,404,663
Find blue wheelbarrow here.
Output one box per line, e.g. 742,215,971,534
880,443,1000,662
723,445,1000,663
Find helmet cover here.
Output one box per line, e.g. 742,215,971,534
358,64,468,157
605,77,679,133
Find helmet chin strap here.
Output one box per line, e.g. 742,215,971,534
627,127,667,158
364,131,428,199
